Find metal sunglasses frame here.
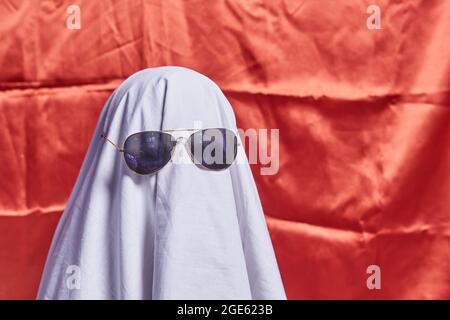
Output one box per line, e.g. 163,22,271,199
100,128,239,174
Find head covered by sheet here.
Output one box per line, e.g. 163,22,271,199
37,66,286,300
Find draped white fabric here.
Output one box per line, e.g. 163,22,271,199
37,67,286,300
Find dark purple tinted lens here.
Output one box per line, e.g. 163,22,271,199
188,128,237,170
123,131,176,175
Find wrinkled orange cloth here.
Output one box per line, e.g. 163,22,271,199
0,0,449,299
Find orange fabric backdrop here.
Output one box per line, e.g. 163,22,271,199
1,0,449,299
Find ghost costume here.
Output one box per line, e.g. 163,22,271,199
37,66,286,300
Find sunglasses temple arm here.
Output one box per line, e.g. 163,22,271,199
100,133,124,152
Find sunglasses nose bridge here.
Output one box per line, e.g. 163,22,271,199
169,136,193,164
175,136,188,145
173,136,190,155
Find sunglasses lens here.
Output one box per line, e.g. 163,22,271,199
188,128,238,170
123,131,175,175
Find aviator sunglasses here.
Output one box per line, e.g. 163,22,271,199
101,128,238,175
